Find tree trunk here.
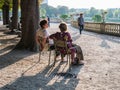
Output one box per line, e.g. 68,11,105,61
11,0,18,32
2,4,9,25
15,0,39,52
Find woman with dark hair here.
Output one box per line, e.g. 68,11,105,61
36,19,53,51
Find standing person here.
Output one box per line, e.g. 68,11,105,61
47,16,50,27
77,13,84,34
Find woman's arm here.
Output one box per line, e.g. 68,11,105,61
49,32,58,40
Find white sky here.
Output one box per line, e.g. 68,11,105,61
48,0,120,9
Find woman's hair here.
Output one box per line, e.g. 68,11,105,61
39,20,47,28
59,22,67,32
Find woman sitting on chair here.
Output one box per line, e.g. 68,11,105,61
36,19,54,51
49,22,77,64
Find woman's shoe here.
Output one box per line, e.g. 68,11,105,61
71,61,77,65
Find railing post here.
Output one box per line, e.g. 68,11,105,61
100,23,105,34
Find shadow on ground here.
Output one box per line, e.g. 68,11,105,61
0,28,36,70
0,60,83,90
0,37,19,45
0,49,37,70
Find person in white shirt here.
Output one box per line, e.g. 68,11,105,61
36,20,53,51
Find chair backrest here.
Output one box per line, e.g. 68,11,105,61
54,40,67,48
54,39,70,55
38,36,49,51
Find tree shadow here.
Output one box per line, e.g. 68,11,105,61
0,49,36,70
0,29,20,50
0,34,8,37
0,45,15,54
0,26,18,36
4,31,20,35
100,39,111,49
0,27,30,70
0,60,83,90
0,28,9,32
0,37,19,45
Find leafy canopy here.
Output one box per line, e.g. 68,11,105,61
92,14,102,22
0,0,12,9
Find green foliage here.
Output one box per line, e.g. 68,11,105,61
41,4,57,17
92,14,102,22
40,4,69,17
0,0,12,9
41,16,46,19
40,8,46,17
89,7,98,17
60,14,68,21
0,0,4,9
113,9,120,18
40,3,120,23
57,6,69,15
106,9,113,18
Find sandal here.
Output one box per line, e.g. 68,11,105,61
71,61,77,65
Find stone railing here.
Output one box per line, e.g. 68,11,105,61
71,21,120,36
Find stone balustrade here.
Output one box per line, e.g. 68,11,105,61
71,21,120,36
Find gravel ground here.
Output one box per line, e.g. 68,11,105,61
0,23,120,90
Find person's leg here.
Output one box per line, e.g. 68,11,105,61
79,25,82,34
82,25,84,30
81,25,84,34
78,26,80,34
49,45,55,50
70,48,76,64
61,54,65,62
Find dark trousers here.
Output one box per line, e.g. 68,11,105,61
79,25,84,34
49,45,60,56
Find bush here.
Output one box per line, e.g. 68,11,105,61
92,15,102,22
60,14,68,21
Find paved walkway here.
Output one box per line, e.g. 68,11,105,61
0,21,3,25
0,23,120,90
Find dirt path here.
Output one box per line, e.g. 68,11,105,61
0,23,120,90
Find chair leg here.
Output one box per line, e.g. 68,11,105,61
68,55,71,72
48,50,51,65
39,51,41,62
53,55,57,66
53,50,57,66
66,54,68,65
